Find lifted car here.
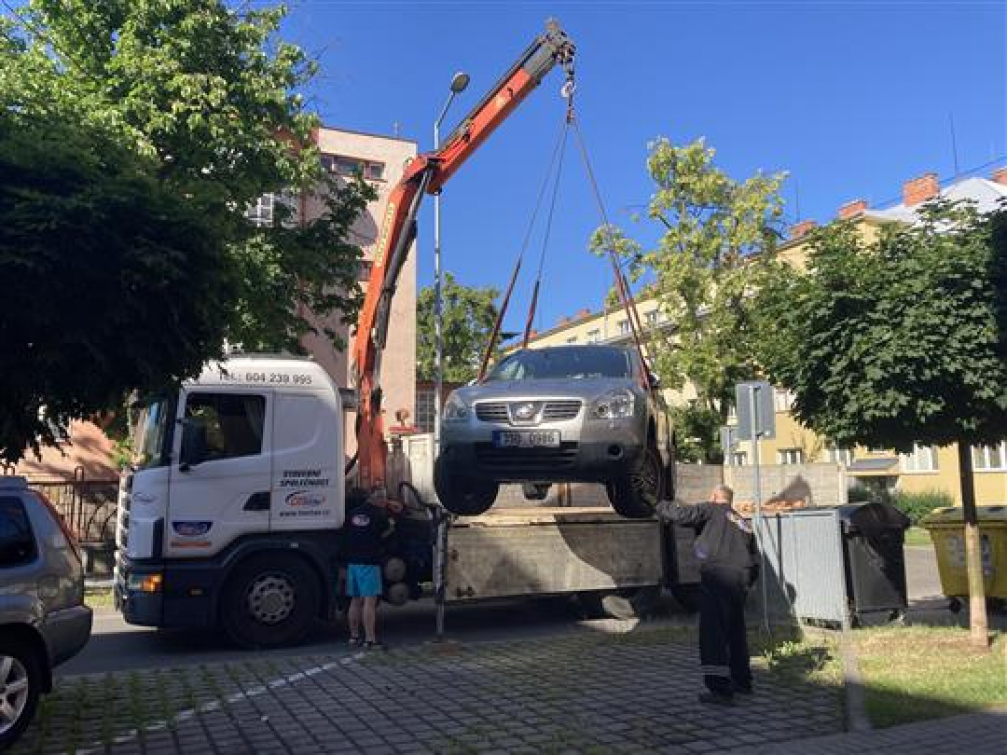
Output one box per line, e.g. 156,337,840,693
435,345,675,518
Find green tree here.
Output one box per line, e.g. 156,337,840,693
592,138,786,458
416,273,500,383
754,199,1007,647
0,2,372,461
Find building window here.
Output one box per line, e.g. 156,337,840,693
586,329,601,344
618,320,630,335
774,389,795,413
247,193,274,226
901,444,938,473
359,260,373,282
827,446,854,467
645,310,660,327
972,442,1007,471
778,448,804,465
732,451,748,467
566,336,578,344
415,388,435,434
323,154,385,181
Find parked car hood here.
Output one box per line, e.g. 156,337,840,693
453,378,638,404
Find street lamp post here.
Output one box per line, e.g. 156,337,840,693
432,72,469,449
432,71,468,642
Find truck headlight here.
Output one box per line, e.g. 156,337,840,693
591,389,635,419
443,395,470,422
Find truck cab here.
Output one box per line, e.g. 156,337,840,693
115,357,351,647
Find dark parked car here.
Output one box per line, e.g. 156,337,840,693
435,345,675,518
0,477,92,749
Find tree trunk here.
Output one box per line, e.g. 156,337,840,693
957,441,989,650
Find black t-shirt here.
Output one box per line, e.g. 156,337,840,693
342,502,389,566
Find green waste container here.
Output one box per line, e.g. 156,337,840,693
921,505,1007,606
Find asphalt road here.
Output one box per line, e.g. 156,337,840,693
61,545,948,678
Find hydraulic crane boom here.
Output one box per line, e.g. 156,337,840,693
351,20,576,494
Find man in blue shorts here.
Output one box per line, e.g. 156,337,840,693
344,492,396,650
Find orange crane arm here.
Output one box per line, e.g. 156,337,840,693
351,20,575,493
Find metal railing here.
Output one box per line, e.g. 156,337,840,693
31,479,120,545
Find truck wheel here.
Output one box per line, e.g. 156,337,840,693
221,554,320,649
578,586,661,620
607,444,664,519
0,637,43,750
669,583,701,613
434,457,498,516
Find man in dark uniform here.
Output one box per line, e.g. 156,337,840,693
658,485,759,705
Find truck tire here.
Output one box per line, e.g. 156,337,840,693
578,586,661,620
434,457,498,516
0,636,43,750
220,553,320,649
607,443,664,519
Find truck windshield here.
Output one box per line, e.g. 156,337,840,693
486,347,632,381
132,398,176,470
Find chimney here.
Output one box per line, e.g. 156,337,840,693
576,308,591,320
838,199,868,220
992,166,1007,186
790,220,817,239
902,173,939,206
528,330,537,340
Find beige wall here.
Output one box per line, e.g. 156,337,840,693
10,421,119,481
305,127,419,454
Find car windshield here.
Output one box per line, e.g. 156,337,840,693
486,347,632,382
131,397,176,470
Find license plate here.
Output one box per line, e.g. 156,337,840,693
493,430,561,448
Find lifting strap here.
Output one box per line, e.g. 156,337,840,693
476,111,572,382
570,116,657,394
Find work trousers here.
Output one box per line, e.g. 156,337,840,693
698,566,752,695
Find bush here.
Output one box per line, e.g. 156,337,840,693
891,489,954,525
848,482,891,504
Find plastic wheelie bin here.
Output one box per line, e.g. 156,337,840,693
921,505,1007,612
835,502,911,622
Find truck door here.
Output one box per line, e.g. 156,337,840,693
165,389,273,558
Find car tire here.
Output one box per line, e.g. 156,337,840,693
0,637,43,750
578,586,661,620
434,457,499,516
221,554,320,649
607,443,665,519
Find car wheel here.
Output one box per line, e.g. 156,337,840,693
221,554,320,649
434,457,498,516
578,586,661,620
607,443,665,519
0,637,42,750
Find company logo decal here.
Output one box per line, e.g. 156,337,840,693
172,521,213,537
285,491,326,508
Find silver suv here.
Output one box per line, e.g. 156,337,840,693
435,345,675,518
0,477,92,749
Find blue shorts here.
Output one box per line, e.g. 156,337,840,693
346,564,382,597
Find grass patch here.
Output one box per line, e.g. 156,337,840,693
904,527,932,547
855,626,1007,728
84,587,115,609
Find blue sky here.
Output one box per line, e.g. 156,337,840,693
282,1,1004,333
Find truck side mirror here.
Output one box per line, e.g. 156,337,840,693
649,372,661,390
179,419,208,470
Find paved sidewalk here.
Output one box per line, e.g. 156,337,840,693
749,709,1007,754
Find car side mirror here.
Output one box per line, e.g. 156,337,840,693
179,419,208,470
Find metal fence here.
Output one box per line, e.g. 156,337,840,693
31,479,120,545
753,508,850,629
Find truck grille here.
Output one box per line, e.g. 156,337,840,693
474,442,579,473
475,400,582,424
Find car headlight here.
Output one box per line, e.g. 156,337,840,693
591,389,635,419
443,394,470,422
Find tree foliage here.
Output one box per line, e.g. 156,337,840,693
416,273,500,383
593,138,786,422
753,200,1007,451
0,1,372,461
